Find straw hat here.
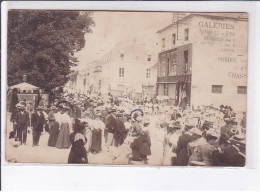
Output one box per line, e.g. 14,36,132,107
206,128,220,138
190,127,203,136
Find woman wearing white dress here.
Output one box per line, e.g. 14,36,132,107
55,106,72,149
84,119,93,152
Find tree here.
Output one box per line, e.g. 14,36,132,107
7,10,94,92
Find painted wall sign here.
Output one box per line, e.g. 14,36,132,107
228,72,247,79
199,21,235,30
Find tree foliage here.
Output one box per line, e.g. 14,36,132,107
8,10,94,92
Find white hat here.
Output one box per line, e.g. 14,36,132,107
206,128,220,138
190,127,202,136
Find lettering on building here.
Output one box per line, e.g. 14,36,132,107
199,21,235,30
228,72,247,79
218,57,237,63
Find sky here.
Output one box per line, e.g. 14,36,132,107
75,11,172,69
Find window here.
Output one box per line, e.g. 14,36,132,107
184,28,189,41
119,68,124,77
147,55,152,62
212,85,223,94
162,38,165,48
237,86,247,94
172,34,176,45
166,58,170,76
146,68,151,78
120,53,124,60
184,50,188,72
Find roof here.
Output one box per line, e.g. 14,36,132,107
10,82,39,90
157,13,248,34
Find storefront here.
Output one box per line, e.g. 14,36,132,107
157,75,191,106
156,14,247,111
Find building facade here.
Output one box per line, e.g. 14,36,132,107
64,61,96,94
92,40,159,99
157,13,248,111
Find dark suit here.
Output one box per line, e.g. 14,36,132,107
105,113,118,134
31,111,45,146
16,111,30,144
114,117,127,147
105,113,118,146
176,134,196,166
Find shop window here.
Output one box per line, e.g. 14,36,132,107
146,68,151,78
212,85,223,94
172,34,176,45
119,68,124,77
184,28,189,41
237,86,247,94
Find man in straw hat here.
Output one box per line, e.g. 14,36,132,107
16,103,30,145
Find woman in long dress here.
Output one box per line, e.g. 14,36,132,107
47,112,60,147
56,106,72,149
139,120,151,164
90,115,104,154
84,119,93,152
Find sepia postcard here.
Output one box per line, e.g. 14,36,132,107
5,10,248,166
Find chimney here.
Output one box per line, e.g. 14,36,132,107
23,75,27,82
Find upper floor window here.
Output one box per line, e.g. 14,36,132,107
120,53,124,60
184,28,189,41
172,34,176,45
147,55,152,62
237,86,247,94
162,38,165,48
212,85,223,94
146,68,151,78
119,68,124,77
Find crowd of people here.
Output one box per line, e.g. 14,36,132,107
8,91,247,166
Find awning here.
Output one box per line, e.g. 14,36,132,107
10,82,39,91
157,75,191,83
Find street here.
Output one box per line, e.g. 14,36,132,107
5,112,167,166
